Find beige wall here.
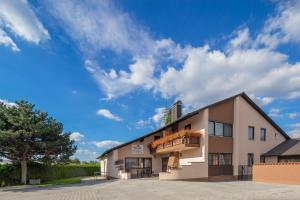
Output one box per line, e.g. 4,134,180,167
233,96,286,175
101,108,210,180
100,133,163,178
160,109,209,180
100,156,107,176
253,163,300,185
208,136,233,153
117,133,162,175
209,99,234,124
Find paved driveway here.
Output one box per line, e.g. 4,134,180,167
1,179,300,200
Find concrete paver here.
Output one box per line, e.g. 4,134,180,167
1,179,300,200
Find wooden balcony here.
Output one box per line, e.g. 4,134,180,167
148,130,201,154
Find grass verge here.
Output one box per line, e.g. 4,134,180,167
43,177,82,185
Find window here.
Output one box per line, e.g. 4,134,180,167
125,158,152,170
219,154,232,165
215,122,223,136
208,153,219,166
248,153,254,166
184,124,191,130
209,121,233,137
260,128,266,141
125,158,139,169
248,126,255,140
260,156,265,163
208,121,215,135
208,153,232,166
224,124,232,137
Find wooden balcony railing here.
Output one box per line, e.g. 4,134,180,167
148,130,201,154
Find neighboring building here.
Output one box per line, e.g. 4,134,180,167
98,92,291,180
262,138,300,163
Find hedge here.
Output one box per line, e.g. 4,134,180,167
0,163,99,187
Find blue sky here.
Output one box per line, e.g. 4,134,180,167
0,0,300,161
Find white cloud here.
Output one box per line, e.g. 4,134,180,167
251,95,274,106
0,28,19,51
152,107,165,123
255,1,300,49
227,27,251,50
96,109,122,121
41,0,300,107
0,0,49,47
85,57,156,99
73,149,97,161
43,0,153,57
70,132,84,142
0,99,17,107
269,108,282,118
135,107,167,129
158,44,300,106
288,113,297,119
91,140,122,149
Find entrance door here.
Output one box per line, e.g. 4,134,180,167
162,157,169,172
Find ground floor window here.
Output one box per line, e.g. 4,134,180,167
208,153,232,166
125,157,152,170
248,153,254,166
279,155,300,162
124,157,152,178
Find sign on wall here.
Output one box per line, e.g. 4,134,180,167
131,144,144,154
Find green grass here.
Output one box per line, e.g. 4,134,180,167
43,177,81,185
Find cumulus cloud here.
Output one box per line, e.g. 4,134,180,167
91,140,122,149
0,0,49,50
70,132,84,142
85,57,156,99
0,99,17,107
40,0,300,107
255,0,300,49
96,109,122,121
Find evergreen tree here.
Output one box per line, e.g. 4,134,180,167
0,101,76,184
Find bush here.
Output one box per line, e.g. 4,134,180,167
0,163,99,187
0,164,20,186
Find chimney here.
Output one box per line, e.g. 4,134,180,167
170,100,182,122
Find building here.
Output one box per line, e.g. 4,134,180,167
262,138,300,163
98,92,291,180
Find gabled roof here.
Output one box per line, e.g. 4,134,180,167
263,139,300,156
97,92,290,159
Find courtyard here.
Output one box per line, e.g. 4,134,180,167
1,179,300,200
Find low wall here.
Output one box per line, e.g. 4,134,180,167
253,163,300,185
